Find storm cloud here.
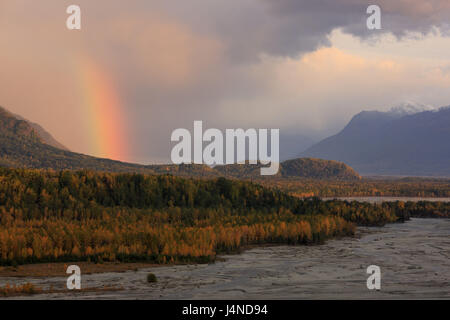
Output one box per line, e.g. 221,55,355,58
1,1,450,163
157,0,450,59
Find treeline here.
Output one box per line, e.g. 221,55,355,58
261,178,450,197
401,201,450,218
0,168,296,211
0,168,447,266
0,207,355,266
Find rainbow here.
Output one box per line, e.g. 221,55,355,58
76,58,130,162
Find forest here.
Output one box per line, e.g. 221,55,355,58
260,177,450,197
0,168,448,266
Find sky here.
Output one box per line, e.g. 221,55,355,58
1,0,450,163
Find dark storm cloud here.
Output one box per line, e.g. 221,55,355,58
262,0,450,55
255,0,368,56
158,0,450,60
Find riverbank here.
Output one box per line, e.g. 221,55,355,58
0,262,166,278
2,218,448,299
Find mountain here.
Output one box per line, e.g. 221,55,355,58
0,105,187,172
0,106,68,150
301,105,450,176
0,105,360,180
12,116,69,151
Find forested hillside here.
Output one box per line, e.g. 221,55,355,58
214,158,360,180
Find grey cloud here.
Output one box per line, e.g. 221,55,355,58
158,0,450,59
263,0,450,54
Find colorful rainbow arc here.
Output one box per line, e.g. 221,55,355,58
77,58,129,162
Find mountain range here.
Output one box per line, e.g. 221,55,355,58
3,103,448,178
301,105,450,176
0,105,360,180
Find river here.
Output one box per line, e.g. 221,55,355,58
2,218,449,299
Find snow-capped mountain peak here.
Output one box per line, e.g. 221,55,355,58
389,101,435,115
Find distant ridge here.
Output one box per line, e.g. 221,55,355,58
0,105,360,180
214,158,360,180
0,106,68,150
15,117,69,151
301,105,450,176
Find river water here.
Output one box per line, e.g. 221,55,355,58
2,218,449,299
